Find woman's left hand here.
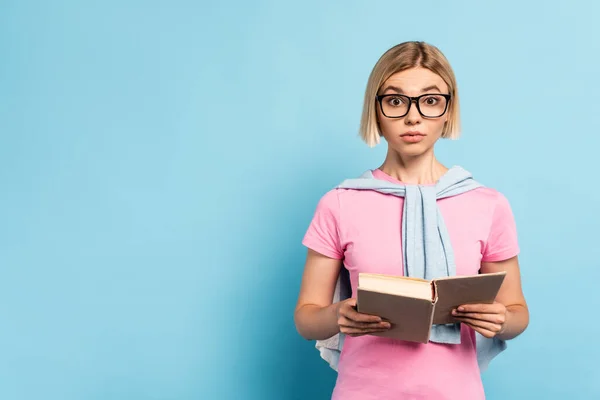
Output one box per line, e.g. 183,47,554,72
452,301,507,338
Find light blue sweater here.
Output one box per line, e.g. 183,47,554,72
314,166,507,373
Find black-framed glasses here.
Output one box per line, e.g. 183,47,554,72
376,93,451,118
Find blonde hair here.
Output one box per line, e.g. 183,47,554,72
359,41,461,147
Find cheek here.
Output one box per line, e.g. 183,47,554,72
428,119,446,137
378,119,393,136
376,112,399,136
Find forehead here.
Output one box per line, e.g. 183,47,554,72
382,67,448,93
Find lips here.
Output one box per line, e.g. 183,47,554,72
400,132,426,143
401,131,425,137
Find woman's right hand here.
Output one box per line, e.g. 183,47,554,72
336,298,392,337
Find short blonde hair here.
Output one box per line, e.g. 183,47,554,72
359,41,461,147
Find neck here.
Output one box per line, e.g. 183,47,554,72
378,148,448,185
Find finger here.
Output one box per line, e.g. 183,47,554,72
346,298,357,307
342,327,391,336
456,303,504,314
456,319,498,338
469,326,498,339
452,310,506,325
342,306,382,323
454,316,502,333
339,318,391,329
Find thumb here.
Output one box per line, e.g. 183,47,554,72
346,298,357,307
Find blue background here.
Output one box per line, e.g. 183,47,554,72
1,1,598,399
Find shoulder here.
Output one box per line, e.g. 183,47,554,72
467,185,513,211
448,185,515,224
311,186,388,225
308,189,342,223
315,186,382,206
314,188,340,210
467,186,517,231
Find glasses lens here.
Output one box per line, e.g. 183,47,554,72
418,95,448,117
380,95,410,117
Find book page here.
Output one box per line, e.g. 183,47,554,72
359,273,432,300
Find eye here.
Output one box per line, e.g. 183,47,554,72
386,96,405,107
423,95,441,105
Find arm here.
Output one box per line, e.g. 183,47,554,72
296,190,390,340
481,255,529,340
453,255,529,340
294,249,390,340
294,248,344,340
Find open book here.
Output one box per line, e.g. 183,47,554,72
356,271,507,343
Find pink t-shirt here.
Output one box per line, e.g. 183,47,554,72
302,168,520,400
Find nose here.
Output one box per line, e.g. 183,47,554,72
404,99,422,125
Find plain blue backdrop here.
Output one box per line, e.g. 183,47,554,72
1,1,599,399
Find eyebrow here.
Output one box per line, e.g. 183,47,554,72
381,85,442,94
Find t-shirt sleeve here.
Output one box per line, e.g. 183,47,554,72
481,191,520,262
301,190,343,259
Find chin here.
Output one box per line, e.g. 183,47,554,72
390,143,431,157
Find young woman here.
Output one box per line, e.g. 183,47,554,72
294,41,529,399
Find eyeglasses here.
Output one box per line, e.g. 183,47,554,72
376,93,451,118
